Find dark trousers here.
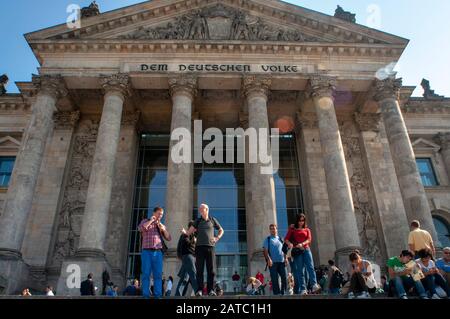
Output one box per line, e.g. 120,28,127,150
349,272,368,294
269,262,287,295
175,254,199,296
421,273,450,296
195,246,216,293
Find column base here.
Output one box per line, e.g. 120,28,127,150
0,249,30,295
334,246,362,270
162,249,182,294
56,253,111,296
249,250,268,280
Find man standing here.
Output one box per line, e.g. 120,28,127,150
138,206,172,299
408,220,435,257
263,224,287,295
80,273,96,296
187,203,224,296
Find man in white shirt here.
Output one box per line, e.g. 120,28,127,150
45,286,55,296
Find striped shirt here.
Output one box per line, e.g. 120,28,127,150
138,219,163,250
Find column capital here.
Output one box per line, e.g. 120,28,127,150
372,76,403,102
307,75,337,99
435,132,450,151
354,112,381,132
168,74,198,100
100,73,131,98
54,110,81,130
32,74,68,100
242,75,272,99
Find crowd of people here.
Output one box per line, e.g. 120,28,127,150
18,206,450,299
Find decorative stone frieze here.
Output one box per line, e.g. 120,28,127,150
354,112,381,132
32,75,68,100
168,74,198,100
54,111,80,129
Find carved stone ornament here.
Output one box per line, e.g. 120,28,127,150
354,112,381,132
308,75,337,98
0,74,8,96
121,110,141,126
32,74,68,100
242,75,272,98
121,4,321,42
168,74,198,99
81,1,100,19
100,74,131,97
372,77,403,102
334,5,356,23
435,132,450,151
54,110,81,129
421,78,445,101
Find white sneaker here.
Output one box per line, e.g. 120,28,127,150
400,295,408,300
348,292,355,299
195,291,202,297
432,293,441,299
312,284,322,294
299,290,308,296
209,290,217,296
357,292,371,299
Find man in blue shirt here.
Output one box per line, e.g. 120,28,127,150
263,224,287,295
436,246,450,284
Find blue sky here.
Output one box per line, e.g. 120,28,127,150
1,0,449,97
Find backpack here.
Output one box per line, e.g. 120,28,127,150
330,269,344,288
266,236,288,257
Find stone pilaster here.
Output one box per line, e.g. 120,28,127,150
373,77,439,244
21,110,80,289
242,75,277,275
0,75,67,294
435,132,450,181
308,75,361,266
163,74,197,284
355,112,410,259
296,112,336,264
56,74,130,296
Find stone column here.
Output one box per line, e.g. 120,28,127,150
77,74,130,257
355,112,410,259
242,75,277,275
373,77,439,243
0,75,67,294
56,74,130,296
435,132,450,181
163,74,197,281
309,76,361,266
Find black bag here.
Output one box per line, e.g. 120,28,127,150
176,235,184,259
156,226,168,254
291,247,304,257
330,269,344,288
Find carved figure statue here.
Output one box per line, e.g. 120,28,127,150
334,5,356,23
81,1,100,18
230,11,250,40
0,74,8,96
421,78,444,100
187,11,209,40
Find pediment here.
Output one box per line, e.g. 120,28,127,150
25,0,408,46
0,136,21,150
412,138,441,152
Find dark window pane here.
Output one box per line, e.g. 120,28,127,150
416,158,438,187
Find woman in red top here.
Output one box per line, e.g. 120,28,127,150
285,214,321,295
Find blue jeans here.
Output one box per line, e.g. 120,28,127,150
329,287,340,295
141,249,163,298
393,276,427,298
175,254,199,296
421,274,450,296
269,262,287,295
293,248,317,293
289,259,299,294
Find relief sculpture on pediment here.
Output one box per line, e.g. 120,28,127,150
121,4,320,42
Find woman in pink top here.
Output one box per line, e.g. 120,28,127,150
285,213,321,295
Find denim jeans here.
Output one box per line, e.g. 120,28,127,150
141,249,163,298
175,254,199,296
421,273,450,296
329,287,340,295
293,248,317,293
269,262,287,295
393,276,427,298
289,259,299,294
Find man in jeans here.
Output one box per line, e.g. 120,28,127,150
263,224,287,295
187,203,224,296
138,206,172,299
387,250,428,299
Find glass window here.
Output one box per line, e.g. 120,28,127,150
433,216,450,248
416,158,438,187
127,134,170,281
0,157,15,187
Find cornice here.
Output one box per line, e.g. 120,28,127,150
0,95,31,114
